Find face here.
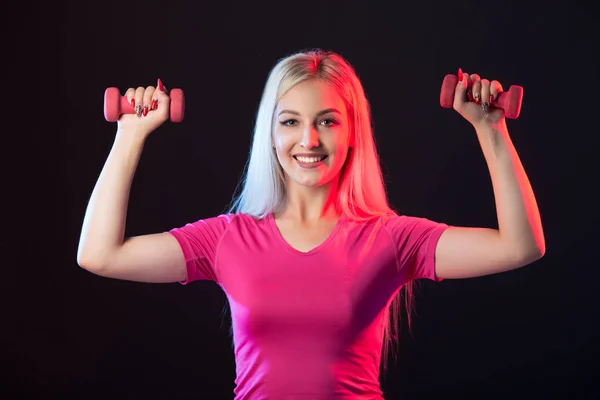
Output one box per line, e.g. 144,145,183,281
273,79,351,188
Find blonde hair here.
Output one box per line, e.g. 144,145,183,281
228,49,415,373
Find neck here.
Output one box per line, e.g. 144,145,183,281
278,177,341,224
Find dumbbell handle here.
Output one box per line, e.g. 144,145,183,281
103,87,185,123
439,74,523,119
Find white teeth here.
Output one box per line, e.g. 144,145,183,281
296,156,325,163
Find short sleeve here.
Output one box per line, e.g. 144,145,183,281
167,214,234,285
384,215,450,282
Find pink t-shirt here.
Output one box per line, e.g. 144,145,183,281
168,212,448,399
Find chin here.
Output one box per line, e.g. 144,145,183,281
290,175,323,188
290,171,337,188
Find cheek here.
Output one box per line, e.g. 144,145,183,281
273,132,293,160
273,131,295,152
332,147,349,169
332,130,351,157
273,134,285,150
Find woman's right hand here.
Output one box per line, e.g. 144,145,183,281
117,78,170,137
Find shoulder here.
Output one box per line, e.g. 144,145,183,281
169,212,271,247
340,212,398,239
196,212,266,229
171,212,240,236
343,212,412,230
379,213,449,247
342,212,440,228
198,212,271,235
379,212,445,229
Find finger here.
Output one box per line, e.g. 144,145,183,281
462,71,474,102
151,78,167,110
470,74,482,104
490,80,503,106
153,78,171,112
142,86,155,116
453,69,469,109
125,88,136,107
157,78,168,94
134,86,145,117
480,78,491,112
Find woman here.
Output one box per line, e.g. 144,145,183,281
77,49,545,399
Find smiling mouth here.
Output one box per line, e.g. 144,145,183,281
293,155,328,164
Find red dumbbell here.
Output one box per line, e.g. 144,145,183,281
439,74,523,119
103,87,185,123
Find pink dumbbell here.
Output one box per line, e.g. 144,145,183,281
439,74,523,119
103,87,185,123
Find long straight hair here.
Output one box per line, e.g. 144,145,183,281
228,49,415,373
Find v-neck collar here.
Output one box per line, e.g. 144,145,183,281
267,213,345,256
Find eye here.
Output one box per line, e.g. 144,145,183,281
279,118,339,127
280,119,297,127
320,118,339,127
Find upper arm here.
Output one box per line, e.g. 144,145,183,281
82,232,187,283
434,226,544,280
81,214,233,284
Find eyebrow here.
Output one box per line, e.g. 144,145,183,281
278,108,342,117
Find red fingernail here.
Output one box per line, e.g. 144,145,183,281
158,78,164,92
458,68,463,82
143,106,148,117
131,98,135,107
152,99,158,110
467,92,474,102
489,94,494,106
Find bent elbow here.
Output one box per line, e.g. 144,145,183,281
532,236,546,260
518,243,545,266
77,253,106,274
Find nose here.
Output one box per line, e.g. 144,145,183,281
300,125,319,149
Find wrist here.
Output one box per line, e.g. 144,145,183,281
114,128,148,153
115,127,149,143
474,119,508,136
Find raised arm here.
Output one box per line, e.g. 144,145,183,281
434,71,545,280
77,80,186,283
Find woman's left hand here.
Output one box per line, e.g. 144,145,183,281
453,69,506,129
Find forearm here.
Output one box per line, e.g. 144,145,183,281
475,121,545,261
77,130,147,268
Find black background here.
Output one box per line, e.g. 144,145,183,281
7,0,597,399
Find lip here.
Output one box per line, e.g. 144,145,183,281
293,153,327,158
293,154,328,169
